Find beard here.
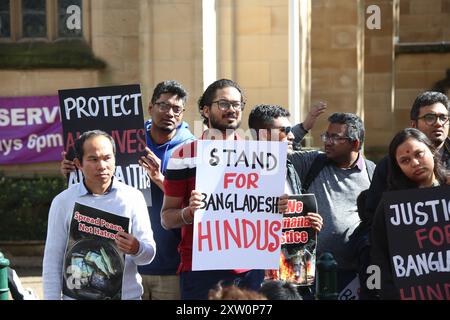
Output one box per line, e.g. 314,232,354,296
208,112,241,131
431,135,445,147
153,121,177,133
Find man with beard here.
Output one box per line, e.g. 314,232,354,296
161,79,288,300
61,80,195,300
359,91,449,299
248,104,324,299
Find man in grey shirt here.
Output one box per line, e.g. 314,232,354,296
289,113,375,293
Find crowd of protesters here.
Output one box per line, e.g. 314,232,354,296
41,78,448,300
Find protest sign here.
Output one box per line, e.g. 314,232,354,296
63,202,129,300
383,186,450,300
58,84,151,205
266,194,317,286
192,140,287,270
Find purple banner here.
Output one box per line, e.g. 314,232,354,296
0,95,63,164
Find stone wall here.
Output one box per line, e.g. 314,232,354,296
363,0,395,156
394,0,450,131
310,0,361,147
399,0,450,42
1,0,449,175
217,0,290,131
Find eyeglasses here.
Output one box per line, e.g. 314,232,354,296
275,126,292,135
212,100,245,111
154,101,185,116
416,113,449,126
320,133,351,144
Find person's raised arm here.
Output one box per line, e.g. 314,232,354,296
292,101,327,144
302,101,327,131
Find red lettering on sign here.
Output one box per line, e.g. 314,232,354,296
196,217,281,253
197,220,213,251
111,129,142,153
415,224,450,249
223,173,259,189
136,128,146,152
287,200,303,214
224,219,241,250
243,219,257,248
400,283,450,300
65,131,81,153
281,230,309,244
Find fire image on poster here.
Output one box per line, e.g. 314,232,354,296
63,202,129,300
266,194,317,286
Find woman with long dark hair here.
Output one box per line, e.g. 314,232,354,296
370,128,449,299
386,128,447,190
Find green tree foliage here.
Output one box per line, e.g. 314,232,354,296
0,173,66,240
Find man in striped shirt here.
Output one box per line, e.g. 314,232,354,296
161,79,288,300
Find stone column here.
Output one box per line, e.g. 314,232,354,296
363,0,396,158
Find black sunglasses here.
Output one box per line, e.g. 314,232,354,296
277,126,292,135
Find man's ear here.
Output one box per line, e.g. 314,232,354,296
202,106,210,120
353,139,361,152
73,158,82,170
148,103,153,115
411,120,417,128
202,106,211,127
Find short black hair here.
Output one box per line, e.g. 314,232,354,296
198,79,244,126
258,280,302,300
74,130,116,164
248,104,290,130
410,91,449,120
151,80,188,104
328,112,365,150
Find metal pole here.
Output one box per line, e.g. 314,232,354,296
0,252,10,300
315,252,338,300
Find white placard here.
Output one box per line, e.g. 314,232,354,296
192,140,287,270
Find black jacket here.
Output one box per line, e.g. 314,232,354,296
286,158,302,194
370,200,400,300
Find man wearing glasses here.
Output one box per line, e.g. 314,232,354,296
61,80,195,300
161,79,289,300
289,112,376,295
361,91,449,299
365,91,449,220
248,104,324,299
136,80,195,300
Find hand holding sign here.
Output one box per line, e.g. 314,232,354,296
139,147,164,189
60,151,76,175
278,194,289,214
188,190,203,218
115,231,139,255
306,212,323,233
